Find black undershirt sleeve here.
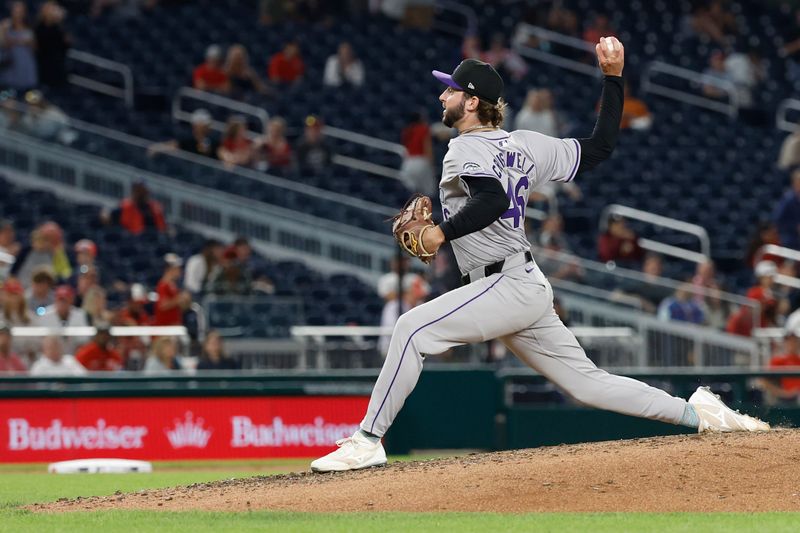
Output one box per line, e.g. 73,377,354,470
439,176,508,242
576,75,624,174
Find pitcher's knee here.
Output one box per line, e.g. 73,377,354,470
562,382,604,407
393,311,436,355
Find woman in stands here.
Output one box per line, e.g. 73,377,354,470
143,336,182,374
223,44,268,100
217,115,254,169
197,330,239,370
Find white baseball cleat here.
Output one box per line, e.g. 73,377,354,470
310,431,387,473
688,386,770,433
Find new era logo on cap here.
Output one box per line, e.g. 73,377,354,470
431,59,504,105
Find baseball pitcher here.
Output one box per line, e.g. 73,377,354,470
311,37,769,473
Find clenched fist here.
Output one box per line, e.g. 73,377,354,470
596,36,624,77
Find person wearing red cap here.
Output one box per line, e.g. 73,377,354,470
35,284,89,354
2,278,32,328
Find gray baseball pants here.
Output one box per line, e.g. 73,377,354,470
361,252,687,437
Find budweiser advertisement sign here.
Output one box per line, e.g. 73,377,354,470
0,397,368,462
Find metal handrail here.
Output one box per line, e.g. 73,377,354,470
1,98,395,218
776,98,800,133
172,87,270,134
322,125,406,157
753,244,800,289
67,49,134,108
599,204,711,263
511,23,599,77
532,246,759,317
641,60,740,117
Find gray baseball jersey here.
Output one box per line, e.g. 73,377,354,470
440,129,581,274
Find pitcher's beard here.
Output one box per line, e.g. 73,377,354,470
442,100,465,128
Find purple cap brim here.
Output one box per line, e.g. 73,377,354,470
432,70,463,90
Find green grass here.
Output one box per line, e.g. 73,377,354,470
2,459,799,532
2,511,798,533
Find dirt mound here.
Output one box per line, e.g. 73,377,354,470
33,430,800,513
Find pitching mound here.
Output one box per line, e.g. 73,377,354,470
33,430,800,513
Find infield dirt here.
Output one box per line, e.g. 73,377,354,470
32,429,800,513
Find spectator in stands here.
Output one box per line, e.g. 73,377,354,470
143,336,181,373
224,43,268,99
620,253,669,313
268,41,304,84
258,0,288,25
184,238,223,295
686,0,737,47
206,247,251,295
20,89,75,144
724,46,765,108
746,260,782,328
197,330,239,370
702,50,733,100
82,285,112,326
658,283,705,324
29,335,85,376
378,272,429,356
75,322,122,372
583,13,616,45
258,116,292,173
399,111,435,196
778,127,800,171
761,324,800,401
532,214,585,284
691,259,720,305
745,221,781,268
482,33,527,81
36,284,89,353
229,236,273,293
193,44,230,94
515,89,561,136
295,115,333,175
598,215,644,264
0,323,26,373
154,253,191,326
148,109,218,159
546,1,579,37
74,264,99,307
107,181,167,235
34,1,70,88
773,169,800,250
2,277,31,327
13,221,71,285
0,1,37,91
323,42,364,88
620,83,652,130
217,115,254,169
116,283,150,326
114,283,150,369
0,218,19,257
26,265,55,315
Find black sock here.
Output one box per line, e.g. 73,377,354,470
359,429,381,443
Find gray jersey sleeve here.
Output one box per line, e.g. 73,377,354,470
511,130,581,186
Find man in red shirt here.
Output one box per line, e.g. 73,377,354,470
400,111,435,195
193,44,230,94
598,215,644,264
108,181,167,235
154,254,191,326
0,324,26,373
75,323,123,372
764,326,800,399
268,41,305,84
